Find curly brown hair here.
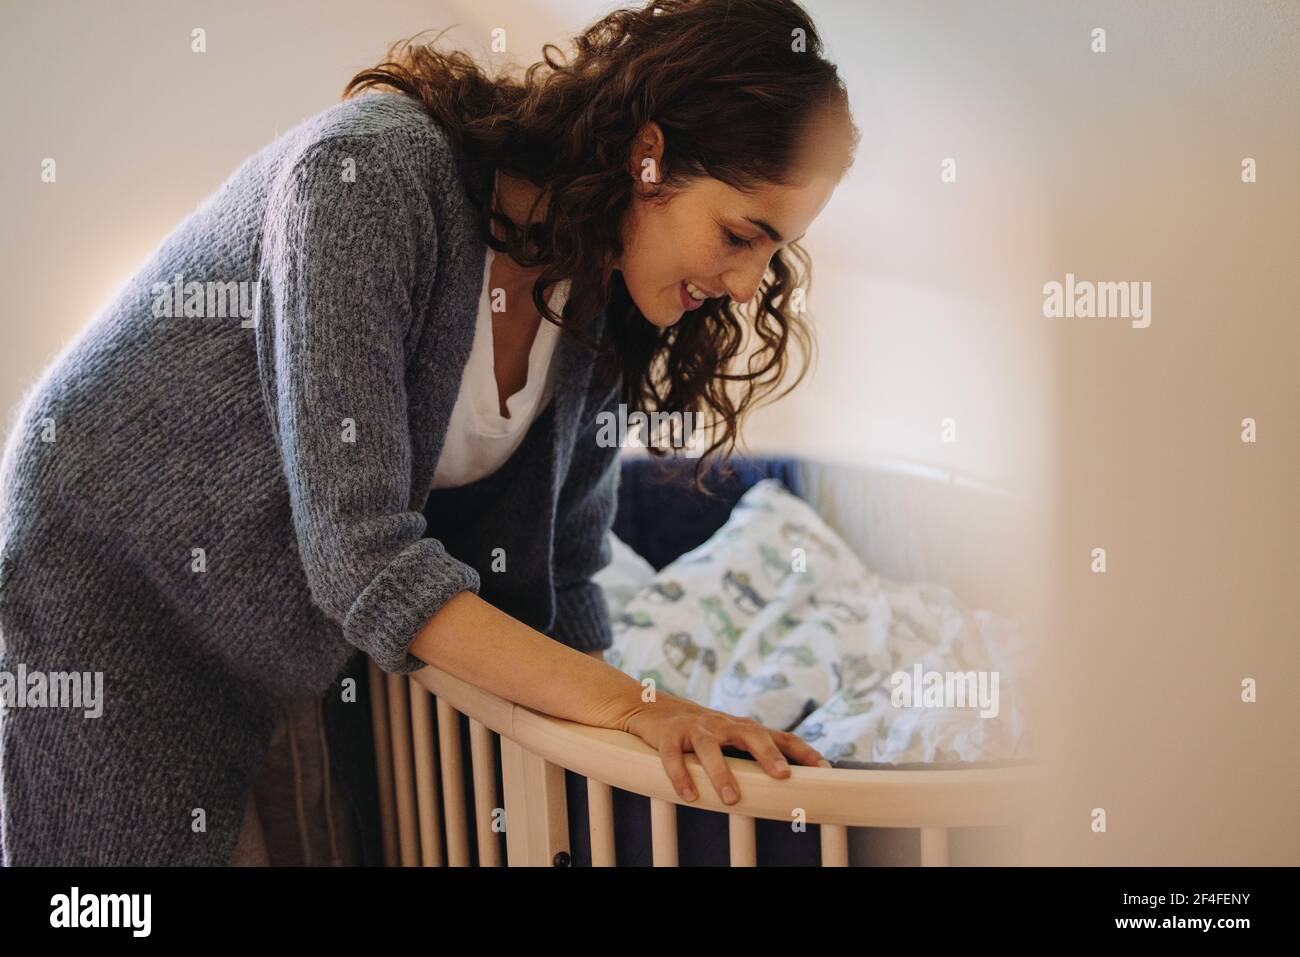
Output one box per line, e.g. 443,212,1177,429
343,0,858,494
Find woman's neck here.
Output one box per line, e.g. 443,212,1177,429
490,169,618,287
494,170,547,231
490,171,546,275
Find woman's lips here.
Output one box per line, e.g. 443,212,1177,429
679,280,705,311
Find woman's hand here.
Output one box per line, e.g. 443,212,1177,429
416,601,828,796
621,693,832,806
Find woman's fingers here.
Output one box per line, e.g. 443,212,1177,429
731,723,794,778
771,728,834,768
656,738,698,802
689,731,741,805
636,707,833,805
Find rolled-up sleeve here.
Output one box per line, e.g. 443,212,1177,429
255,131,480,674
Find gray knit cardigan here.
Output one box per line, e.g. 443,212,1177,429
0,92,622,865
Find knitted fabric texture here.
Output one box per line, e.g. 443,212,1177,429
0,92,621,865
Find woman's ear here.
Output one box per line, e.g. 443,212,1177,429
629,120,665,187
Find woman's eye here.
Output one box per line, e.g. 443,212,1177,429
724,229,755,250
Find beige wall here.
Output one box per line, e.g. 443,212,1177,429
0,0,564,413
2,1,1296,864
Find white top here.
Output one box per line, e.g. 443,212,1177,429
431,243,571,489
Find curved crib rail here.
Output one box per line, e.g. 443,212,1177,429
369,659,1035,867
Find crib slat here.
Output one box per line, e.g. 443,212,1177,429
820,823,849,866
650,798,679,866
587,779,616,867
920,826,950,866
367,659,399,868
385,672,420,866
729,814,757,867
469,719,502,867
408,679,444,867
500,737,571,865
436,697,471,866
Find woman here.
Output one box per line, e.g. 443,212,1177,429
0,0,859,865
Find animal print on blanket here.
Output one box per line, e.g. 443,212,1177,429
602,480,1029,765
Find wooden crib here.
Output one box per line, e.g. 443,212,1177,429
368,659,1033,867
366,454,1040,867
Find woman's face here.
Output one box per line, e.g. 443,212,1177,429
612,122,838,329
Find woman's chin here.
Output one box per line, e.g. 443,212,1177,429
627,292,682,329
646,311,683,329
619,270,688,328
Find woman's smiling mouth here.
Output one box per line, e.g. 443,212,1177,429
679,280,720,310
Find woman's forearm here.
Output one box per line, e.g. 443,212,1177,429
409,590,647,732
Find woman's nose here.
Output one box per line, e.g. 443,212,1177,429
722,253,777,305
721,273,762,306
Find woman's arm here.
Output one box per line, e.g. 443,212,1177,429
256,128,485,674
410,590,832,805
411,590,642,731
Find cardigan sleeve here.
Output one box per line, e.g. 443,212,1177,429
546,380,624,652
256,131,481,675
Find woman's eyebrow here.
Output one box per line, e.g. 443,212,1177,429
744,216,806,244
